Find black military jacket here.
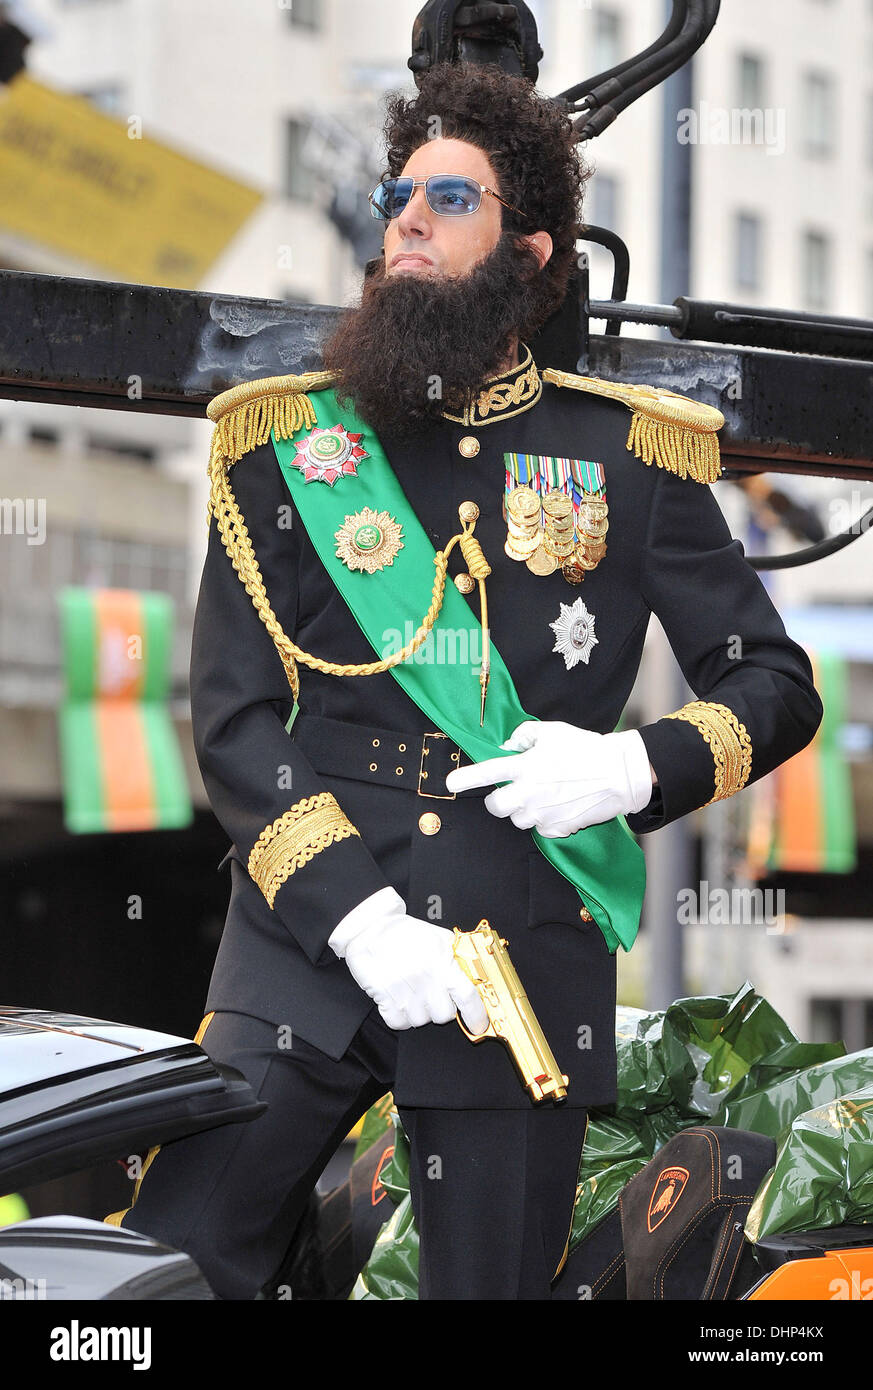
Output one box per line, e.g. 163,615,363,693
192,348,822,1109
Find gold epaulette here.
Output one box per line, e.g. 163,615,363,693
204,370,335,704
206,369,337,464
541,367,724,484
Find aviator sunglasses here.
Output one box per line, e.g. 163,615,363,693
369,174,530,222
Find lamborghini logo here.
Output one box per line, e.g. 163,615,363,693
647,1166,689,1232
371,1146,395,1206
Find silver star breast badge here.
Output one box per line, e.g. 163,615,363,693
549,597,599,670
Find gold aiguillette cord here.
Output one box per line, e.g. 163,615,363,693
452,502,491,725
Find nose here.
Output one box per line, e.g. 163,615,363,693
393,182,433,241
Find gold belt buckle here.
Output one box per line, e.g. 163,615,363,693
417,731,457,800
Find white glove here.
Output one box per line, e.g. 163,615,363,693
328,886,489,1033
444,721,655,838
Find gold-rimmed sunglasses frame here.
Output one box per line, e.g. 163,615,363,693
368,174,530,223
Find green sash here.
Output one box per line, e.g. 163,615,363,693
270,391,646,953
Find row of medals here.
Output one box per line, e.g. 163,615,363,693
503,484,608,583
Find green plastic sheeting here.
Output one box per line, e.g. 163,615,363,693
352,1115,419,1301
745,1083,873,1242
570,984,845,1253
351,982,869,1301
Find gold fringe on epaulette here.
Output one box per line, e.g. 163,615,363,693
541,367,724,484
206,370,336,464
626,408,722,483
203,372,335,702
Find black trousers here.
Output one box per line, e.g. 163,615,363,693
118,1009,588,1301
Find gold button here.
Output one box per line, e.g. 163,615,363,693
395,766,404,775
372,738,380,747
454,573,475,594
418,812,441,835
458,436,480,458
398,743,406,752
370,762,378,772
580,905,593,922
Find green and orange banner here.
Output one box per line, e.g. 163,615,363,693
57,587,192,833
746,649,856,875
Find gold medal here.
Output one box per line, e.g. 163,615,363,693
335,508,404,573
572,545,600,571
543,534,576,559
577,499,608,526
505,533,543,561
526,544,558,576
507,485,540,520
542,490,573,523
561,556,586,583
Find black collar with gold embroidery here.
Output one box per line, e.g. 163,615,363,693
439,342,542,428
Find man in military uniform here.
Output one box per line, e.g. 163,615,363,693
111,63,822,1300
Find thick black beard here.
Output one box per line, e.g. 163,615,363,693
320,233,547,442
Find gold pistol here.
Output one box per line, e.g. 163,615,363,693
451,920,569,1103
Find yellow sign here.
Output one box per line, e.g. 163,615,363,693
0,74,263,286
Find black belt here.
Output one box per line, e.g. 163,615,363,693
290,713,484,799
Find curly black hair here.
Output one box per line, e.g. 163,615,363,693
381,61,590,330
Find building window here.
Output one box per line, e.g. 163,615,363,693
735,212,762,292
592,8,622,73
285,0,321,30
802,71,836,157
737,53,765,111
85,434,157,465
590,172,620,233
284,118,318,202
29,426,60,447
802,229,831,309
810,998,873,1052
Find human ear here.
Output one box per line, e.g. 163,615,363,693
521,230,553,270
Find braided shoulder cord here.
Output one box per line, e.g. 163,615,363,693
207,438,466,702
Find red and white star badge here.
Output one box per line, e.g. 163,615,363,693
291,423,369,485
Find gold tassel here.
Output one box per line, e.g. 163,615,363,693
626,409,722,484
206,369,336,464
201,371,336,702
541,367,724,484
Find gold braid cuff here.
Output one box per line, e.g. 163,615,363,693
541,368,724,484
248,792,361,908
205,372,489,705
663,700,752,804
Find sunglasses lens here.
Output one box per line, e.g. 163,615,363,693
370,178,413,219
426,176,481,215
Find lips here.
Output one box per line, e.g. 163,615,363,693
390,254,434,269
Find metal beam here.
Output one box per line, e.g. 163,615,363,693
2,269,872,479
